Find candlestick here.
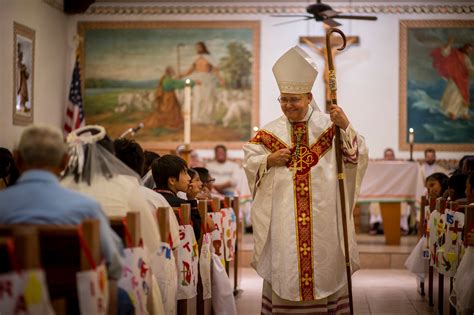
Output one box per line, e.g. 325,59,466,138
184,79,192,146
409,128,414,161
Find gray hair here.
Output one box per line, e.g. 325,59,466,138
18,125,66,168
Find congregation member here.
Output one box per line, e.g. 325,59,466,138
152,154,202,240
141,150,160,189
0,147,19,189
243,46,368,313
0,125,124,282
405,171,450,289
61,125,162,254
420,148,449,180
186,167,206,200
425,172,449,200
113,138,180,250
446,173,468,203
194,166,222,199
206,144,241,196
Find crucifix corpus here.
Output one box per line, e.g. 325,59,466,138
300,30,359,112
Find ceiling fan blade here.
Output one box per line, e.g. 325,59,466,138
335,15,378,21
323,18,341,27
271,15,313,18
273,17,313,26
319,9,340,19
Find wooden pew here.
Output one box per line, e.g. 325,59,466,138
109,211,141,248
157,206,170,244
0,220,102,315
222,196,232,276
433,198,447,313
174,203,191,227
0,227,40,273
232,196,242,296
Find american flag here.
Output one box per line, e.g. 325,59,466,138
63,57,85,134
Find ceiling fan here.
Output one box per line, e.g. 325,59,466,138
273,0,377,27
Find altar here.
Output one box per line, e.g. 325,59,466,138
358,160,425,245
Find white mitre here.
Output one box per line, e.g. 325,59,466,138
272,46,318,94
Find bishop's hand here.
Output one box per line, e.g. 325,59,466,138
329,104,350,130
267,148,292,169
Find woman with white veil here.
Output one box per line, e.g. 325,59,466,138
62,125,165,314
61,125,162,253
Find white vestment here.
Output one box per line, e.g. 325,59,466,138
243,105,368,302
62,175,162,253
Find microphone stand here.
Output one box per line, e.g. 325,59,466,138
119,128,134,139
119,123,144,139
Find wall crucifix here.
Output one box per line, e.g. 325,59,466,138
300,30,359,112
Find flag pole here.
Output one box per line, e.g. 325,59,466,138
325,27,354,315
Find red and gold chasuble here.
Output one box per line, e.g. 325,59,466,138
250,122,335,300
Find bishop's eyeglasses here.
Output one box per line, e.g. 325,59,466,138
277,96,304,105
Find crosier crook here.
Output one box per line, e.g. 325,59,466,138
325,27,354,315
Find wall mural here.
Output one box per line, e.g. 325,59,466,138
78,21,260,150
399,20,474,151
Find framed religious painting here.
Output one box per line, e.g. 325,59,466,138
399,20,474,152
13,22,35,125
78,21,260,150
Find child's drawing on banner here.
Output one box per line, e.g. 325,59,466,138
77,263,109,315
209,212,225,266
428,210,442,267
0,269,55,315
200,232,212,300
221,208,237,261
177,225,198,300
151,242,177,315
118,247,152,315
439,209,464,276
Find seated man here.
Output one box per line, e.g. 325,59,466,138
0,125,123,280
206,144,241,196
152,154,202,240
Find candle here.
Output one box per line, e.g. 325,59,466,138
184,79,192,145
408,128,414,144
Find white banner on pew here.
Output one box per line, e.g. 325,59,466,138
77,262,109,315
176,225,198,300
0,268,54,315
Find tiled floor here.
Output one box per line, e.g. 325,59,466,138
235,268,435,315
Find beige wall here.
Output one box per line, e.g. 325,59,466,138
67,3,473,160
0,0,69,150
